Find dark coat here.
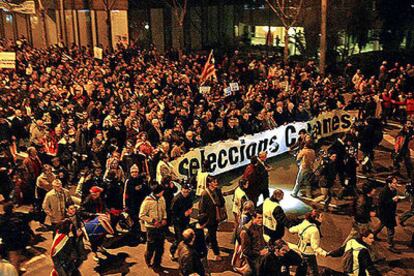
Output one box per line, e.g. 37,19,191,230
123,175,150,214
177,242,205,276
199,188,225,227
377,186,398,227
171,192,193,228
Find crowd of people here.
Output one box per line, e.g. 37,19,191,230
0,36,413,275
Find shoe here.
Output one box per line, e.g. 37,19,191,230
152,265,164,272
388,246,401,254
213,255,222,261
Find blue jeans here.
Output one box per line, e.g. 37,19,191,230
292,168,312,197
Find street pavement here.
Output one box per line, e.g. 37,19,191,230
15,121,414,275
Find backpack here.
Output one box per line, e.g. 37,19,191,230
342,240,366,274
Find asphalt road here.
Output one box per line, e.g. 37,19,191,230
16,121,414,275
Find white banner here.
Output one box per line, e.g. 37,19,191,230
171,109,357,178
0,52,16,69
94,47,103,60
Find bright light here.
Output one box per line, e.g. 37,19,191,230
262,26,277,32
144,24,150,30
257,188,312,214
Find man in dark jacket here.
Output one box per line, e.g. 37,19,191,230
199,176,225,260
240,210,267,275
345,182,377,243
123,165,150,241
257,151,270,200
313,152,337,211
170,183,193,259
258,239,305,276
0,202,33,273
263,189,296,243
177,228,205,276
243,156,262,206
329,229,381,276
373,176,401,253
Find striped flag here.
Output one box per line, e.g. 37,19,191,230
61,52,73,63
199,50,217,85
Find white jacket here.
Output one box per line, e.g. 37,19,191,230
289,220,327,256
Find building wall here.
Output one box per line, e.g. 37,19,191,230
0,0,128,49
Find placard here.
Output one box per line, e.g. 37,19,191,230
0,52,16,69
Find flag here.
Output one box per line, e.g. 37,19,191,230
199,50,217,85
61,52,73,63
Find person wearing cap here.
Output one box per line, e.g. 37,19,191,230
42,179,73,234
123,164,150,242
139,184,167,271
81,186,106,215
170,183,194,260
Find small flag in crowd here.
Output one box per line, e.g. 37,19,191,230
199,50,217,85
61,52,73,63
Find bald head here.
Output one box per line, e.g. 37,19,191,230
182,228,195,245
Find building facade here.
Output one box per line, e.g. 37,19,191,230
0,0,128,49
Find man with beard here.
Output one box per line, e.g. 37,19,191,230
123,164,150,242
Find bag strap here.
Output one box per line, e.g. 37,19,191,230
206,188,218,206
299,224,316,239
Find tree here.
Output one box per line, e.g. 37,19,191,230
377,0,411,51
266,0,304,63
103,0,117,51
347,0,374,52
165,0,188,52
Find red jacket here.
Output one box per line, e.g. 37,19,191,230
407,98,414,114
381,94,393,109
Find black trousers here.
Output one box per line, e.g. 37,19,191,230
302,254,319,276
145,227,165,267
283,250,307,276
206,224,220,256
170,224,187,256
